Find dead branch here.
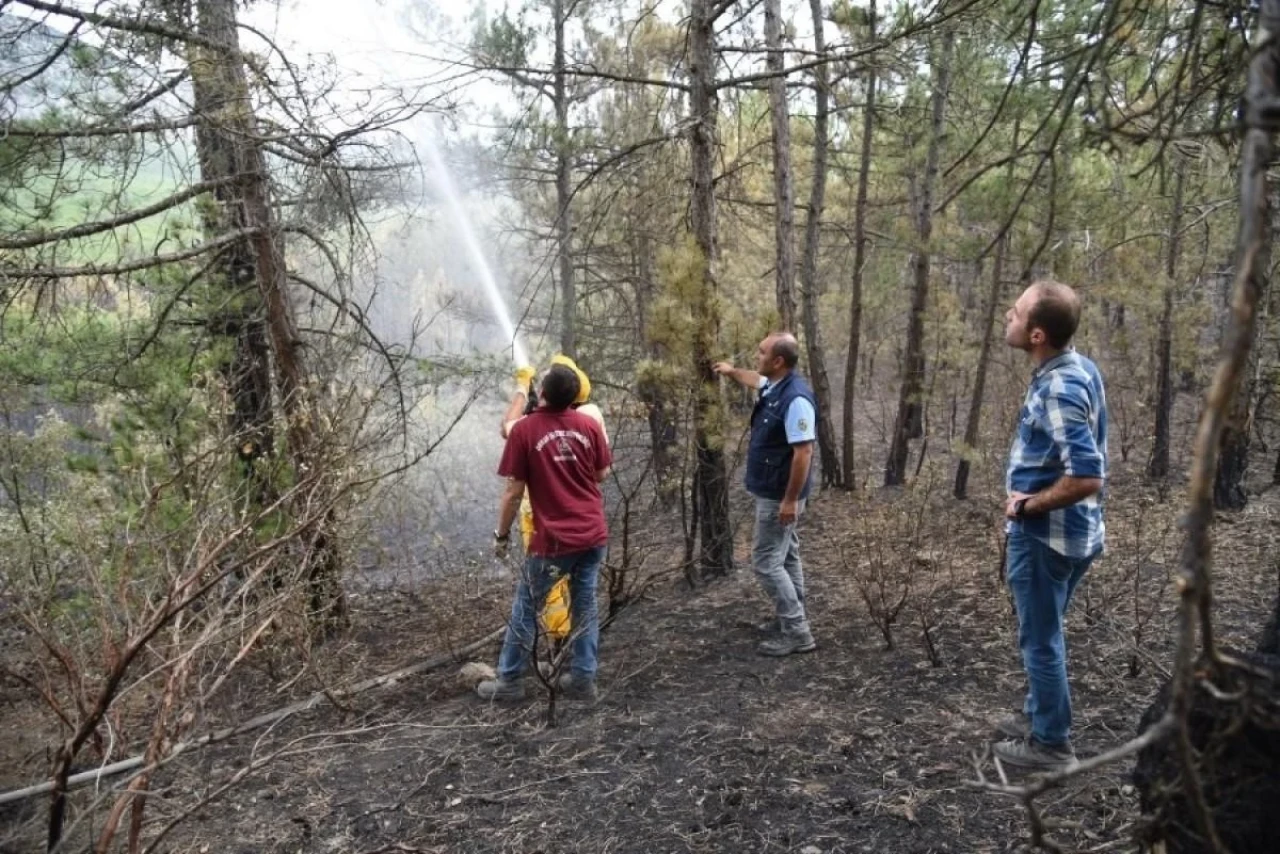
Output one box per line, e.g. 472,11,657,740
969,715,1177,852
0,228,263,281
0,116,202,139
14,0,228,52
0,627,504,807
0,177,239,251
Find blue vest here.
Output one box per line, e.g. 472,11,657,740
745,372,816,501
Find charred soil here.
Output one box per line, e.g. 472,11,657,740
3,479,1278,854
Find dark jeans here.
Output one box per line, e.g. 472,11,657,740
496,546,605,682
1006,530,1093,746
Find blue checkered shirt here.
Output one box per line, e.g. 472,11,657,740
1006,349,1108,558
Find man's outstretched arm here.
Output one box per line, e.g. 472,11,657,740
712,361,763,389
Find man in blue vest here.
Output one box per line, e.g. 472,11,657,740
714,332,818,657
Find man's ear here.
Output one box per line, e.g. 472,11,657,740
1029,327,1045,346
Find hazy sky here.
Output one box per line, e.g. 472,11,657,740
242,0,832,121
242,0,515,129
245,0,457,90
13,0,835,139
8,0,503,128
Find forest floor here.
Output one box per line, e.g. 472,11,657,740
3,471,1279,854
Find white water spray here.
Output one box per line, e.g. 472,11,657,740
421,134,530,367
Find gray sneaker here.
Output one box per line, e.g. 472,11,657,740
993,737,1078,771
757,633,817,657
557,673,598,702
756,617,781,635
994,711,1031,740
476,678,525,702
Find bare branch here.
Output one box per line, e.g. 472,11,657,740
114,68,191,116
0,17,84,94
412,52,691,93
14,0,228,52
0,115,201,139
0,176,237,250
0,627,504,807
972,714,1177,800
0,228,262,280
715,0,994,91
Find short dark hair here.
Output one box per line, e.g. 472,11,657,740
770,333,801,369
1027,281,1081,349
540,365,581,411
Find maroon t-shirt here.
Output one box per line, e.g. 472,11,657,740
499,408,613,556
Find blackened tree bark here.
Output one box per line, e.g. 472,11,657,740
1213,189,1271,510
886,28,954,486
954,118,1019,500
1148,160,1186,481
765,0,797,330
799,0,842,488
688,0,733,577
554,0,576,357
189,0,340,621
954,234,1008,499
186,0,275,498
842,0,877,491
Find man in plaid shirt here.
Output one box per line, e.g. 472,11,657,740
994,280,1107,771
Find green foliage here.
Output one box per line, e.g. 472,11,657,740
1,297,219,511
471,7,536,69
0,89,195,263
647,235,705,366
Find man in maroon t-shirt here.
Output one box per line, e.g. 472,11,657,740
477,364,613,702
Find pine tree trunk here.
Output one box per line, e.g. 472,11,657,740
1214,187,1274,510
1215,421,1251,509
842,0,876,491
194,0,341,622
187,0,274,498
1149,161,1186,481
765,0,796,329
800,0,841,489
954,117,1019,499
688,0,733,578
886,28,953,486
954,233,1007,499
554,0,576,357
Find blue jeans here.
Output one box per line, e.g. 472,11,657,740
497,546,605,682
752,497,811,637
1006,530,1093,747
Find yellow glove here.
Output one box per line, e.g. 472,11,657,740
514,365,537,395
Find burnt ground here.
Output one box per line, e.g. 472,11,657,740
2,476,1278,854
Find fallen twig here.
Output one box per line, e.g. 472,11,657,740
0,627,504,806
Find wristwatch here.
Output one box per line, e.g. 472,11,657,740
1013,497,1030,518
